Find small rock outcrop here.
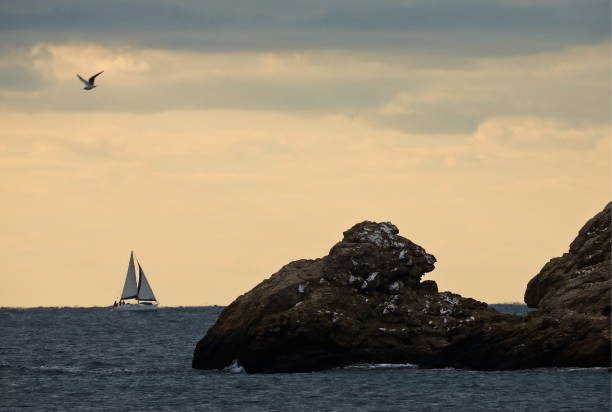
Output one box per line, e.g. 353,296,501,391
525,202,611,316
193,207,611,373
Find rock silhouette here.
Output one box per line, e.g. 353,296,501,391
193,205,611,373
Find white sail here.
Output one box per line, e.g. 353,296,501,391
120,251,138,299
137,262,157,301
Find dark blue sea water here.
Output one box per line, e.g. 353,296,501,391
1,305,609,411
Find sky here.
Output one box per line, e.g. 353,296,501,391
0,0,610,307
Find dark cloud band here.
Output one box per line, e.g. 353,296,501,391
0,0,609,54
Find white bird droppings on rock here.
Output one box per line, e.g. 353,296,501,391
365,232,385,247
380,223,394,235
382,302,397,315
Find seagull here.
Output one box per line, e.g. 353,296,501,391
76,71,104,90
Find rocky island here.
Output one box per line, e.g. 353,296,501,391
193,203,611,373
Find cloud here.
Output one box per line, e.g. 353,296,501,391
0,41,608,140
30,43,150,79
0,1,609,55
369,43,611,134
0,63,46,91
1,109,605,181
0,1,609,307
0,108,608,305
305,0,609,33
473,117,608,150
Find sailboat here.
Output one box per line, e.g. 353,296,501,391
112,251,159,311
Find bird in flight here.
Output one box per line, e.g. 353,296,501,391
76,71,104,90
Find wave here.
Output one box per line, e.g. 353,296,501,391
342,363,418,370
340,364,610,372
223,359,245,373
0,363,141,376
555,367,610,372
27,365,84,374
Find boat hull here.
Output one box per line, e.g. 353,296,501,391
112,303,158,312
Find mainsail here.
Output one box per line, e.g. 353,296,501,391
137,263,157,301
120,251,138,299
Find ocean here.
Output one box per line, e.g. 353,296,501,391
1,305,609,411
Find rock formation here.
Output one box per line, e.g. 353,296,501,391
193,205,611,373
525,202,611,316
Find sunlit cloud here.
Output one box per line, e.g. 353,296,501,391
474,117,608,150
30,43,151,80
0,42,607,139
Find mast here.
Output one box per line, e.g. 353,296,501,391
120,251,138,300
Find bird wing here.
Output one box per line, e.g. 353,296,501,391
88,71,104,85
76,74,90,86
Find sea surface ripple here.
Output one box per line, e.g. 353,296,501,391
0,305,609,411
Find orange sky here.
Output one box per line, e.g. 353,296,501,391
0,1,610,307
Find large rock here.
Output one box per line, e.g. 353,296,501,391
193,222,509,372
436,309,610,369
525,202,611,315
193,210,611,373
